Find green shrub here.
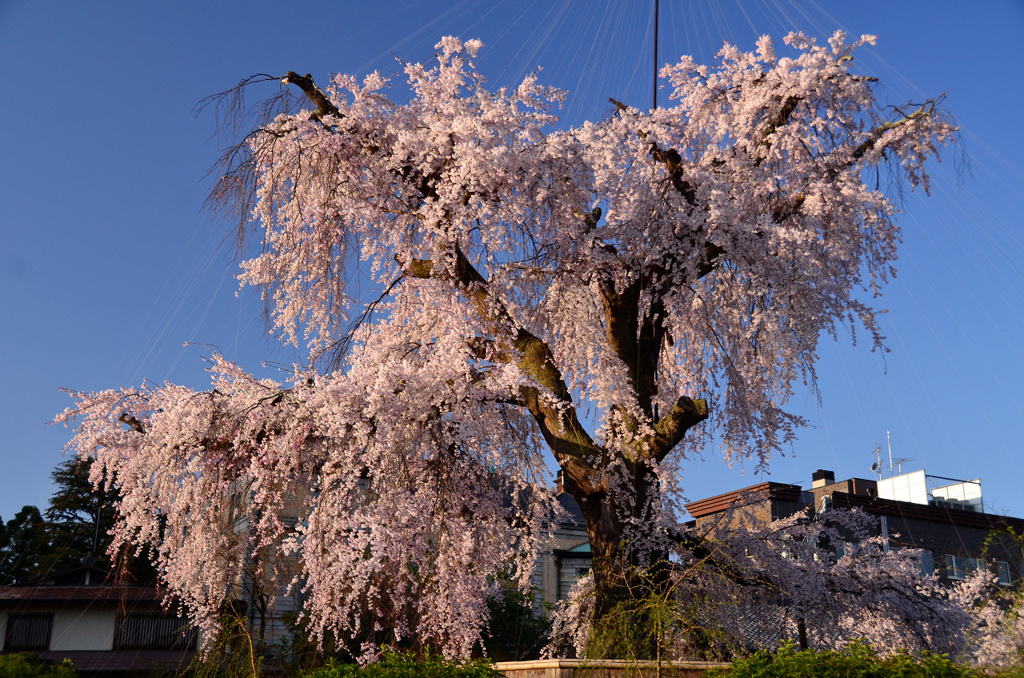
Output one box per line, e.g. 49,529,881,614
713,641,976,678
989,668,1024,678
302,651,503,678
483,587,551,661
0,653,77,678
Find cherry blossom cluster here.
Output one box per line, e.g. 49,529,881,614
58,348,557,658
545,508,1014,663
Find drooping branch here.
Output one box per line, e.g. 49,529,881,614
853,96,949,161
609,98,699,207
762,101,948,224
118,412,146,434
267,75,606,468
648,142,698,205
758,95,801,149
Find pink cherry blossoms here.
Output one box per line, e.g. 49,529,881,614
59,32,960,658
545,507,1013,661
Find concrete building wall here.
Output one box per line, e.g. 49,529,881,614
884,515,1020,584
557,555,591,601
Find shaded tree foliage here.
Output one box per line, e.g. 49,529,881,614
0,459,153,585
0,505,48,585
482,588,551,662
42,457,119,573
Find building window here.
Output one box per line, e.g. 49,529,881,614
918,550,935,577
557,557,592,600
995,561,1013,586
945,554,983,580
114,615,197,650
4,614,53,651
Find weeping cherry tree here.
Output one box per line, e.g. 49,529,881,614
58,33,957,658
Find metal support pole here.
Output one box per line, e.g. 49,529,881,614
653,0,659,110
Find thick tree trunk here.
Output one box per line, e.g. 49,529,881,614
571,461,669,659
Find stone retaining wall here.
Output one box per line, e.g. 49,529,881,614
493,659,730,678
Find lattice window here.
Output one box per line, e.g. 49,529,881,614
114,615,196,650
4,614,53,651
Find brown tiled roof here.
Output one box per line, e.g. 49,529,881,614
684,482,804,519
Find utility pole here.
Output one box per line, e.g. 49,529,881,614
653,0,660,110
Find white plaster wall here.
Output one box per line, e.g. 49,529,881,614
50,607,115,651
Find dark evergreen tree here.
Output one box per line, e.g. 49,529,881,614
0,505,49,584
44,457,157,583
483,589,551,661
0,459,155,586
42,457,118,572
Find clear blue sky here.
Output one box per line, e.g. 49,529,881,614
2,1,1023,523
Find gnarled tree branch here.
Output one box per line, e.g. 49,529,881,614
403,249,605,496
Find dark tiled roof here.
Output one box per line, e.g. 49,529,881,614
37,649,195,674
830,491,1024,531
16,565,113,588
0,585,161,603
557,492,586,527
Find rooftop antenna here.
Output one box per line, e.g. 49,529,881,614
653,0,659,110
870,445,882,479
887,430,894,476
892,457,913,475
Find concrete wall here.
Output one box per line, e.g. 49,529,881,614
886,515,1021,584
533,522,590,613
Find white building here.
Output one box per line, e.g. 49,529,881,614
0,566,196,676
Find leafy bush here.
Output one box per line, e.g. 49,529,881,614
303,652,503,678
714,641,975,678
483,587,551,661
0,653,77,678
181,603,264,678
